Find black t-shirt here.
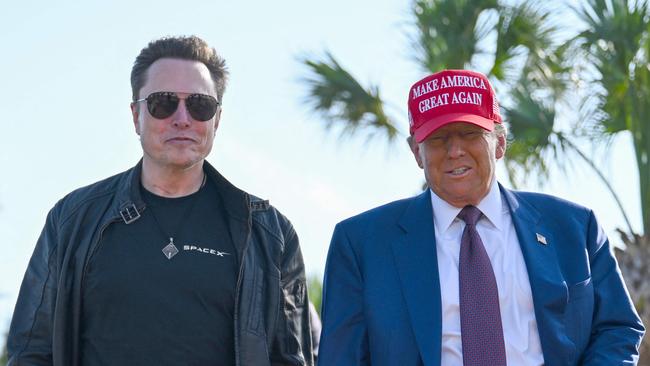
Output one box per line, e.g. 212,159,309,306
81,179,238,366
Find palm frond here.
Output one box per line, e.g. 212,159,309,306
299,52,400,142
572,0,650,133
412,0,499,71
574,0,648,68
491,0,569,96
502,75,558,187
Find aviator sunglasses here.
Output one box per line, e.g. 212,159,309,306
135,91,220,121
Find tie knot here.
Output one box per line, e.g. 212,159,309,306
458,205,482,226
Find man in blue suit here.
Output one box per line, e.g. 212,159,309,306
318,70,644,365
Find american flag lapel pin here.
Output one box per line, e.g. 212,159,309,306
536,233,548,245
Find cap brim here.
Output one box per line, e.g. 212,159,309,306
413,113,497,143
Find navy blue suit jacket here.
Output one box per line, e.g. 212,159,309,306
318,186,644,366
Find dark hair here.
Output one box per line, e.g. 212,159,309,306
130,35,228,102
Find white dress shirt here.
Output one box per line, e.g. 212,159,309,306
430,180,544,365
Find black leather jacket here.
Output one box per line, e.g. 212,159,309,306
8,160,313,366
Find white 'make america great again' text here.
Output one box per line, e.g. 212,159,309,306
412,75,487,100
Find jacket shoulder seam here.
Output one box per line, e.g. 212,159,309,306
251,209,286,243
58,188,120,226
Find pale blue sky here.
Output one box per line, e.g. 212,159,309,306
0,0,641,335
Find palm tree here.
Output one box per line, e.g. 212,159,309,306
573,0,650,231
300,0,649,359
572,0,650,359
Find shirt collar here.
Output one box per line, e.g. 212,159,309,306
429,178,504,233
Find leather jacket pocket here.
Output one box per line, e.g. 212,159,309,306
247,267,264,335
283,280,306,310
282,279,307,355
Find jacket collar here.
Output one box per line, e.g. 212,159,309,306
430,178,504,235
112,159,252,261
114,159,250,223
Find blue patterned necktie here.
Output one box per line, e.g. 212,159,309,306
458,205,507,365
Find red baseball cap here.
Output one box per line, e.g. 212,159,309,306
408,69,502,143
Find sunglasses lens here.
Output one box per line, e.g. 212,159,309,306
147,92,179,119
186,94,219,121
143,92,218,121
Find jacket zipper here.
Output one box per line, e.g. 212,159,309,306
233,197,252,366
79,205,146,310
77,204,147,366
79,217,120,293
73,215,122,366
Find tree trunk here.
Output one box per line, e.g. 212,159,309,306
615,231,649,365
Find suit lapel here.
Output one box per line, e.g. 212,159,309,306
500,185,570,363
392,190,442,366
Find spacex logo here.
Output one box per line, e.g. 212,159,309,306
183,245,231,257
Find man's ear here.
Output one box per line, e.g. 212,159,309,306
130,102,141,135
495,133,506,159
408,136,424,169
213,108,222,134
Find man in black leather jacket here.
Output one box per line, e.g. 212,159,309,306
8,35,313,366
